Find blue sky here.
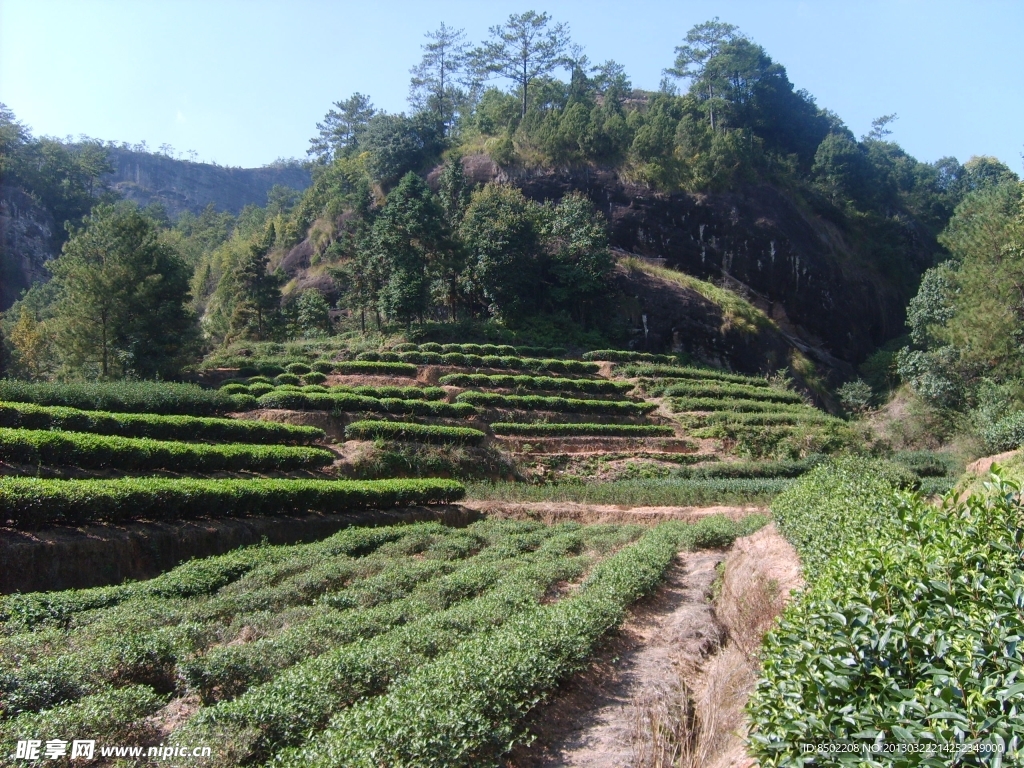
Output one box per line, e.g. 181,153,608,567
1,0,1021,170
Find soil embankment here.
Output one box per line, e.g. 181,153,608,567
0,505,480,594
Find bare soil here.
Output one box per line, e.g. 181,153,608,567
967,449,1020,475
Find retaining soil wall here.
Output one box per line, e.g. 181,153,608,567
0,505,481,594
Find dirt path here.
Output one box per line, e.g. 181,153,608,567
509,550,726,767
509,524,802,768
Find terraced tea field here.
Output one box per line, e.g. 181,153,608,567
0,340,968,765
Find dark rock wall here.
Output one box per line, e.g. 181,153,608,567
493,164,927,365
0,186,56,310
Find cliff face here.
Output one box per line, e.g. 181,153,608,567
0,186,56,311
103,149,311,219
470,162,930,366
0,152,312,311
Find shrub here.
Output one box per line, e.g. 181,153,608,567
258,364,287,376
286,362,312,375
0,477,466,528
670,397,809,413
582,349,679,363
490,422,674,437
419,342,443,352
255,391,473,417
246,382,275,397
0,402,324,444
0,380,232,416
274,373,302,386
311,360,334,374
455,391,654,416
303,372,328,385
246,375,274,385
229,394,259,411
334,362,417,376
219,383,249,395
749,467,1024,764
346,421,487,445
390,343,418,352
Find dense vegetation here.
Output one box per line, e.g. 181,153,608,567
749,460,1024,764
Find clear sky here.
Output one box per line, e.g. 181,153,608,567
1,0,1021,170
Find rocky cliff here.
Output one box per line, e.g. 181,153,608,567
103,149,311,219
454,157,932,367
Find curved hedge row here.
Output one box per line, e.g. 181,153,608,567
0,401,324,444
0,428,334,473
250,392,474,417
228,383,446,401
657,380,804,404
491,422,674,437
356,352,594,374
0,476,466,528
455,391,655,416
438,373,631,395
670,397,810,414
392,343,565,357
334,362,418,376
619,364,772,387
345,421,486,445
581,350,680,363
0,380,232,415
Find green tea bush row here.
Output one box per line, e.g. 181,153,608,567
2,527,485,714
390,343,564,357
455,391,654,416
466,477,791,506
438,373,631,394
171,552,588,764
356,351,592,373
251,391,474,417
677,409,834,428
656,380,803,404
490,422,674,437
334,361,418,376
282,517,766,767
1,525,435,630
0,380,232,415
0,428,333,473
670,396,810,413
582,349,680,363
229,383,446,401
672,456,825,480
619,364,772,387
0,685,166,762
748,462,1024,764
0,401,324,445
345,421,486,445
0,477,466,528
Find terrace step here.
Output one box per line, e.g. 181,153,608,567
495,436,697,454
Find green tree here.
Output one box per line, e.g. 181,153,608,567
307,93,376,164
471,11,571,119
50,203,195,378
460,183,541,322
541,192,613,326
295,288,332,337
372,173,446,327
409,23,469,137
663,18,742,130
230,223,282,341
